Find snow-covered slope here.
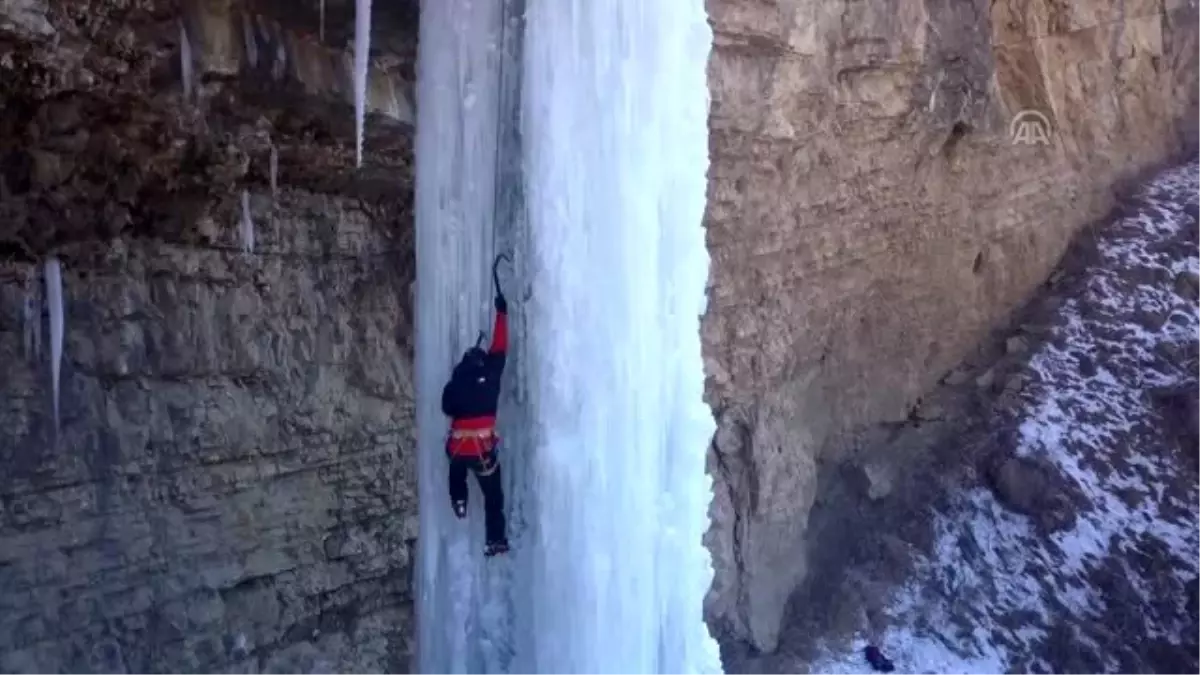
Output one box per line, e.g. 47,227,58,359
810,161,1200,674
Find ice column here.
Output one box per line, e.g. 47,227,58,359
522,0,721,672
413,0,511,672
414,0,719,671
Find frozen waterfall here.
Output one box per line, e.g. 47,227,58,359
414,0,519,670
414,0,719,671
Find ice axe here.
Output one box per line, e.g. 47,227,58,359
471,254,511,351
492,253,511,302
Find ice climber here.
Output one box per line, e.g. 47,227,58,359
440,254,511,557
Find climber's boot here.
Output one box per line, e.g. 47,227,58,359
484,539,509,557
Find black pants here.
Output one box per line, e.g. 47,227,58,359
448,448,507,544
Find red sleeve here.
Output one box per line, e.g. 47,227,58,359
489,311,508,354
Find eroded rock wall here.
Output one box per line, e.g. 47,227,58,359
701,0,1199,651
0,1,420,672
0,191,416,673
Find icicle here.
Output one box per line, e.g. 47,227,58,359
240,190,256,253
319,0,325,43
269,145,279,199
44,258,63,433
22,290,33,357
179,19,194,101
272,31,288,81
353,0,373,168
22,268,39,360
242,12,259,69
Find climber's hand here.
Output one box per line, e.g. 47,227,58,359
494,293,508,314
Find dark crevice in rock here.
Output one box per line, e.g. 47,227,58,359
941,120,973,161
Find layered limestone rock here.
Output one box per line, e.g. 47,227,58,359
0,194,416,672
701,0,1199,652
0,0,419,671
178,0,414,125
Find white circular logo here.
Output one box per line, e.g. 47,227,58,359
1010,109,1053,146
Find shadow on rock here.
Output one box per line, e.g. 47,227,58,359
1149,384,1200,468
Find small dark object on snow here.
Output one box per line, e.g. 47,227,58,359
864,645,894,673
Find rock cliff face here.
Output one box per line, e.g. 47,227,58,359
1,0,1197,670
0,197,416,672
0,0,419,671
701,0,1199,652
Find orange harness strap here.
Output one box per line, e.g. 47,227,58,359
447,427,498,458
450,428,496,440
